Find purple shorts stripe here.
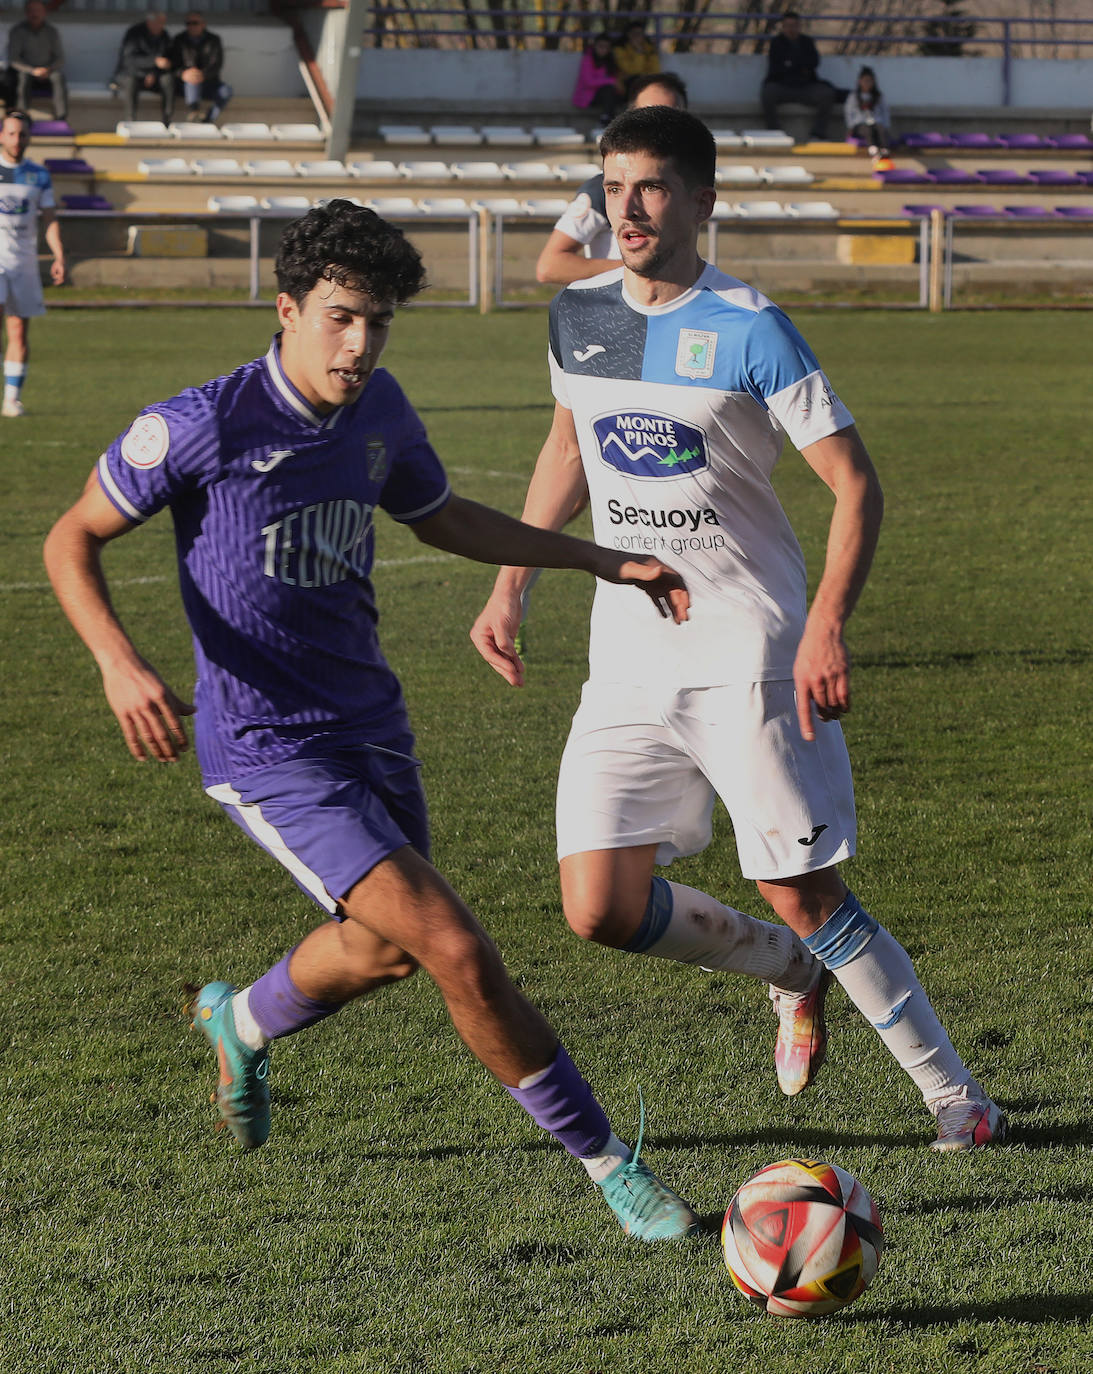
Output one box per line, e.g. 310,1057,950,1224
207,744,430,917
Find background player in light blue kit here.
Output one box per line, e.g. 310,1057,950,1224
43,199,701,1241
472,108,1004,1152
0,110,65,417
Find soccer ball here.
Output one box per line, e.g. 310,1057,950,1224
721,1158,883,1318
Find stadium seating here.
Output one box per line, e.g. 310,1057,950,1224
138,157,192,175
117,121,169,139
271,124,324,142
530,127,585,147
732,200,793,217
221,123,274,141
786,201,840,217
522,198,570,215
260,195,312,212
430,126,483,145
1028,169,1082,186
500,162,557,182
710,130,746,148
418,197,473,214
378,125,432,145
716,165,765,186
45,158,96,176
471,197,525,214
207,194,260,212
244,159,297,178
192,158,245,177
61,194,113,211
170,123,223,142
976,169,1034,185
397,160,454,181
481,126,535,147
364,196,421,215
450,161,506,182
553,162,600,183
347,160,401,180
763,165,815,185
295,160,348,177
741,130,795,149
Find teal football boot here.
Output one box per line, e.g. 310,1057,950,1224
192,981,271,1149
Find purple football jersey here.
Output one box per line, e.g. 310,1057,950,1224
97,337,451,785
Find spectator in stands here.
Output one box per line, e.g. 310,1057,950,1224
6,0,68,123
170,11,232,125
760,10,835,142
572,32,626,127
844,66,891,158
113,10,175,126
613,21,660,98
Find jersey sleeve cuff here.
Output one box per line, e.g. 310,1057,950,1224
97,452,149,525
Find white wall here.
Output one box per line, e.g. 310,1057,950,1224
0,16,304,98
353,48,1093,113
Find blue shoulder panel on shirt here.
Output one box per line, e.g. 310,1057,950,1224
641,294,822,403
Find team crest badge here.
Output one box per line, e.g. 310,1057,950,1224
675,329,717,380
366,435,389,482
121,413,169,469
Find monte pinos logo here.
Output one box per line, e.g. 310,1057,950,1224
592,410,709,481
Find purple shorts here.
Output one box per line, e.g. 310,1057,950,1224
206,742,430,917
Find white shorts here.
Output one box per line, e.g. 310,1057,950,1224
556,679,856,881
0,262,46,319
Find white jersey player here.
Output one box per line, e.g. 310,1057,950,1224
473,106,1005,1152
0,110,66,417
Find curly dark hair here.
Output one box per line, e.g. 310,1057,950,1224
275,199,427,306
599,106,716,190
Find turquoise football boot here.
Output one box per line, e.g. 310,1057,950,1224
595,1096,698,1240
192,981,271,1150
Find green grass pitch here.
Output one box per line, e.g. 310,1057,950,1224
2,305,1092,1373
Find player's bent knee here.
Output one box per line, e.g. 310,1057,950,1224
561,895,634,947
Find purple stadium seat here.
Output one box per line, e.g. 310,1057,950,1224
997,133,1050,149
902,203,947,216
1049,134,1093,151
877,168,931,185
1002,205,1055,217
950,132,1004,149
44,158,95,176
61,194,113,211
1054,205,1093,218
1028,169,1082,186
927,168,984,185
976,168,1032,185
902,132,953,149
30,120,72,137
952,204,1002,216
1074,171,1093,186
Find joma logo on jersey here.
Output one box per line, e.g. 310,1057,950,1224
592,411,708,480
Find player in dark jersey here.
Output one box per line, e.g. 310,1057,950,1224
43,199,698,1241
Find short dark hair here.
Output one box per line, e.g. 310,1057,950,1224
599,107,716,189
781,9,800,21
627,71,688,109
2,109,31,127
275,199,426,306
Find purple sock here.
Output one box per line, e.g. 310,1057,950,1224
247,948,340,1041
505,1045,611,1158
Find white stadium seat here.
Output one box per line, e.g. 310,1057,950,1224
471,197,525,214
417,197,472,214
365,196,420,215
347,160,400,180
481,126,534,147
271,124,324,142
710,129,745,148
553,162,600,183
501,161,556,182
732,200,793,217
244,159,297,177
378,124,431,145
450,161,506,181
260,195,312,212
710,201,736,219
763,165,815,185
397,161,454,181
741,129,795,148
716,165,764,186
169,122,222,141
522,197,569,216
431,126,483,145
191,158,244,176
221,123,274,141
787,201,840,217
531,126,586,147
207,194,259,212
138,157,191,175
117,121,168,139
294,160,348,177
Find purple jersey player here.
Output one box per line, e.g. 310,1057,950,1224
44,199,698,1241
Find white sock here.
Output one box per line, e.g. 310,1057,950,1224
806,894,971,1107
580,1130,632,1183
629,877,817,992
231,986,270,1050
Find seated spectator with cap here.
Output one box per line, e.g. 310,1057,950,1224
170,11,232,125
760,9,836,142
6,0,67,123
113,10,175,125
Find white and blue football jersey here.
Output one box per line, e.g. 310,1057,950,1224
97,337,451,786
548,262,855,688
0,157,54,271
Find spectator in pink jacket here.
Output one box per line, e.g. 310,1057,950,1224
572,33,625,126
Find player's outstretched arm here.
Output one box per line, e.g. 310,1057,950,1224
536,228,619,286
43,470,194,762
794,425,884,741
